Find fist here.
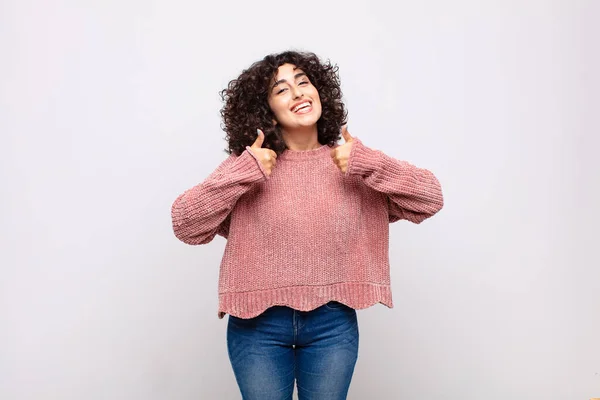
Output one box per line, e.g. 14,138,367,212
250,129,277,176
330,125,354,173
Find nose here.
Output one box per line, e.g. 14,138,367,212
291,85,304,99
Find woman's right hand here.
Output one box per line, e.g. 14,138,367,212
250,129,277,176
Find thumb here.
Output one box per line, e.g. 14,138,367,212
341,125,353,142
252,129,265,148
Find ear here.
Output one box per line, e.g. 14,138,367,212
272,119,278,126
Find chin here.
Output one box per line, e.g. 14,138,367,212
299,114,322,127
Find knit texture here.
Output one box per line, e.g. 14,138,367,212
171,138,444,319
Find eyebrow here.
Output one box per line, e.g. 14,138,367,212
271,72,307,90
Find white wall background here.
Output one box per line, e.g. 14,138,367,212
1,0,599,399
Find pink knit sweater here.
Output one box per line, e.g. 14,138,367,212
171,138,443,319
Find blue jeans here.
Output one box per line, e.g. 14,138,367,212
226,301,360,400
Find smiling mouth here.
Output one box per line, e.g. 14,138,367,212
292,101,312,114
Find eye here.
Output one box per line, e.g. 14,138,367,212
276,87,287,95
299,81,309,86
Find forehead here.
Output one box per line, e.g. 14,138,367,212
272,63,304,80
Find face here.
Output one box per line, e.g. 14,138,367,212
267,63,322,131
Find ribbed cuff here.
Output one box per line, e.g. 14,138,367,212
346,138,382,177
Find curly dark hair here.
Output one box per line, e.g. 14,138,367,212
219,50,348,156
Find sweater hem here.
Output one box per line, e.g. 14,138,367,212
217,282,393,319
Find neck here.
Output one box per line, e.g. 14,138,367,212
281,126,320,151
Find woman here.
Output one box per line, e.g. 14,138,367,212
171,50,444,400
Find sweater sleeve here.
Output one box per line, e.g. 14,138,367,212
171,148,267,245
346,138,444,224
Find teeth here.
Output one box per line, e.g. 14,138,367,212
293,102,310,113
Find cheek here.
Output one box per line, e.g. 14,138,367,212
315,99,323,114
269,99,288,117
312,91,322,109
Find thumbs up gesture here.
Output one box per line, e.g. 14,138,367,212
250,129,278,176
330,125,354,173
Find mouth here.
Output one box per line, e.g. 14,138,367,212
291,101,312,114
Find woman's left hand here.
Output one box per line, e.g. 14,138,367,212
330,125,354,173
